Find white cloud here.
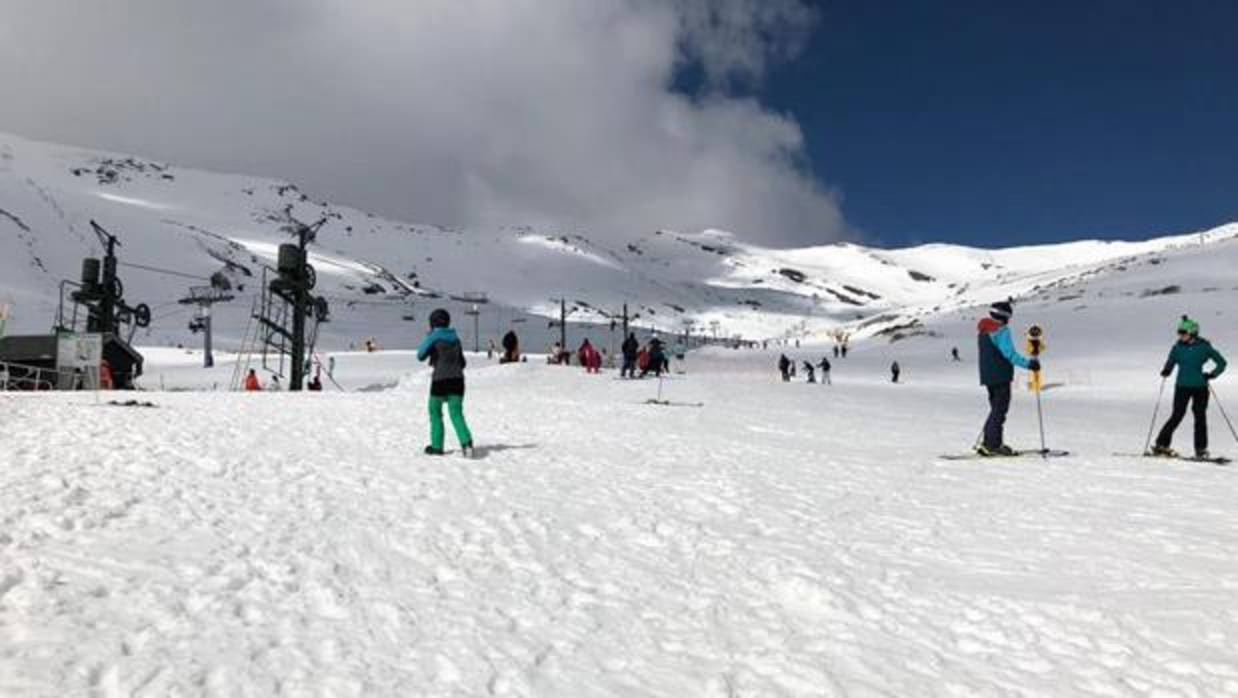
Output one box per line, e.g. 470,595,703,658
0,0,845,246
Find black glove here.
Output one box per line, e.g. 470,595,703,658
1160,368,1173,378
1028,358,1041,372
1206,372,1218,381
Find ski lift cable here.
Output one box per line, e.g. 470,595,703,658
118,260,210,281
149,306,195,323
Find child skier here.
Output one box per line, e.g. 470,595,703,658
976,301,1039,456
417,308,474,457
1151,316,1227,459
802,361,816,383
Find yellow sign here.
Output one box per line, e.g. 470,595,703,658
1025,325,1045,392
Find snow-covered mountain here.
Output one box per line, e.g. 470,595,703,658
2,130,1236,351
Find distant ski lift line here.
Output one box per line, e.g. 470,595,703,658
118,260,209,282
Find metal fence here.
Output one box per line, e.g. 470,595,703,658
0,359,101,391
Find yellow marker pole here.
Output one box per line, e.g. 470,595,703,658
1025,329,1045,392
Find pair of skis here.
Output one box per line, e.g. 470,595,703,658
938,449,1230,465
1113,451,1231,465
938,448,1070,461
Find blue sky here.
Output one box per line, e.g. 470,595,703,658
754,0,1238,247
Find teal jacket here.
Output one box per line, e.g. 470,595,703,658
1163,338,1226,388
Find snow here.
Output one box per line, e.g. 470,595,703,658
4,130,1238,696
5,317,1238,696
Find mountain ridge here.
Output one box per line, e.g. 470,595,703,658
2,130,1234,350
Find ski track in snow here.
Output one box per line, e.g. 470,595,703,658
3,355,1238,697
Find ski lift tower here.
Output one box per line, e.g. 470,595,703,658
179,285,234,368
253,217,331,391
459,292,488,353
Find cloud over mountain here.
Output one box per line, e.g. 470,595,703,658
0,0,843,246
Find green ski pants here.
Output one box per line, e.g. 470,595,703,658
429,394,472,449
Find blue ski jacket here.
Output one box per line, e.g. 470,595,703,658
977,317,1032,386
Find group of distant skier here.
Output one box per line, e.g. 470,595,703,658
410,310,686,456
406,299,1227,460
778,353,832,384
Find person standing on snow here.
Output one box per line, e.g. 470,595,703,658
778,354,791,382
891,361,901,383
417,308,474,457
578,339,601,374
621,332,639,378
243,369,262,392
645,337,667,377
1151,316,1227,459
818,356,831,385
976,301,1039,456
802,361,816,384
501,329,520,363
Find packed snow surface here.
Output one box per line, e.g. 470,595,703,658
5,130,1238,696
4,337,1238,696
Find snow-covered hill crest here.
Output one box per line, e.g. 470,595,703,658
1,130,1235,348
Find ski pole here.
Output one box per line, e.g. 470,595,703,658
1210,383,1238,444
1142,377,1168,455
1035,385,1047,458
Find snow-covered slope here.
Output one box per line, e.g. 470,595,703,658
7,133,1238,696
3,131,1236,352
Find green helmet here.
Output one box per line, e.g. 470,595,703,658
1178,315,1200,335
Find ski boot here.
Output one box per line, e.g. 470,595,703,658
424,446,445,456
1195,450,1210,460
1148,445,1177,458
976,444,1017,458
461,441,475,458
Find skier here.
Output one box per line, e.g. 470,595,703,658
244,368,262,391
778,354,791,382
976,301,1039,456
487,339,496,360
501,330,520,363
328,355,336,378
841,344,848,359
577,339,592,369
818,357,832,385
417,308,474,457
621,332,639,378
578,339,601,374
1151,316,1227,459
652,337,668,372
643,338,668,378
802,361,816,384
833,345,839,359
951,347,961,362
637,346,651,376
891,361,901,383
